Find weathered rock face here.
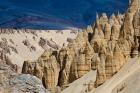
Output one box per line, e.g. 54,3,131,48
22,50,60,92
57,31,95,88
22,0,140,91
0,51,18,72
93,0,140,87
91,13,135,87
39,37,61,50
121,0,139,38
0,63,49,93
104,23,111,40
22,39,36,52
132,37,139,57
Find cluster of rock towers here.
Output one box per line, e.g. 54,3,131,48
22,0,140,92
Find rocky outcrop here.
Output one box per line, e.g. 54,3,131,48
39,37,48,50
121,0,139,38
22,50,60,92
0,51,18,72
39,37,60,50
58,31,94,88
22,31,94,90
23,39,36,52
0,63,49,93
22,0,140,91
92,12,134,87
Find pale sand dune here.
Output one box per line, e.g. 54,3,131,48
90,57,140,93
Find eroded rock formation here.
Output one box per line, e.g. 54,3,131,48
22,0,140,92
22,50,60,93
0,63,49,93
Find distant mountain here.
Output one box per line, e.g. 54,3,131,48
0,0,128,29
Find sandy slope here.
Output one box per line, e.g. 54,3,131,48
62,70,96,93
90,57,140,93
0,30,77,70
62,57,140,93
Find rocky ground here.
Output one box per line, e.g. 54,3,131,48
0,0,140,93
0,63,50,93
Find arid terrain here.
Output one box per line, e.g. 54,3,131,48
0,0,140,93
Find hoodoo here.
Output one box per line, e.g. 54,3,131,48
22,0,140,92
0,0,140,93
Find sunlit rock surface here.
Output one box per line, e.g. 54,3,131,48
1,0,140,93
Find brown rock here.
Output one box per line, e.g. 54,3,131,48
104,23,111,40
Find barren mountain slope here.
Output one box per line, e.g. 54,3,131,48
0,29,77,71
